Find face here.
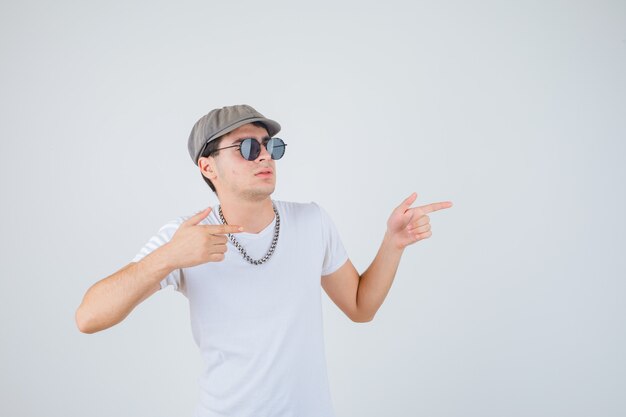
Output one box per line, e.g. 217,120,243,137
199,123,277,201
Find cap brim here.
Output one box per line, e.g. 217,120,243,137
209,117,280,143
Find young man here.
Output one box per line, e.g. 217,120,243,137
75,104,453,417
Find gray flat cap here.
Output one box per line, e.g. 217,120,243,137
188,104,281,165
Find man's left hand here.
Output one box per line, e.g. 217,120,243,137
386,192,453,250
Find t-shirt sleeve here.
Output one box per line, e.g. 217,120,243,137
312,202,349,276
131,218,184,292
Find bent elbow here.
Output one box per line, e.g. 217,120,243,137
352,312,374,323
75,306,97,334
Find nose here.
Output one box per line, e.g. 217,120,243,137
255,141,272,162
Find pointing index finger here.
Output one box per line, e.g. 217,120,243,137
418,201,453,214
203,224,245,234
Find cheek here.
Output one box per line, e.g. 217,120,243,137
229,164,249,179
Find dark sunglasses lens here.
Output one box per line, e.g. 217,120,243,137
268,138,286,160
240,138,261,161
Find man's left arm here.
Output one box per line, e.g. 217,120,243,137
321,192,453,322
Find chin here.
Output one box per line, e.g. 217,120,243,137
248,184,275,196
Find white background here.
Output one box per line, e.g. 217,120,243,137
1,1,625,416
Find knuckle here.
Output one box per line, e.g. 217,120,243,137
210,253,225,261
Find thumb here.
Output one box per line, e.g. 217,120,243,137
398,192,418,210
184,206,212,226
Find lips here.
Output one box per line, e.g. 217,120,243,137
255,168,273,175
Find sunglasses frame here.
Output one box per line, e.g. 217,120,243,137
204,137,287,161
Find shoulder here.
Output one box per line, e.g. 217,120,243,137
273,200,338,229
273,199,323,218
178,204,222,227
156,216,186,233
157,207,218,231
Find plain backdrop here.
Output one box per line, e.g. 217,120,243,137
1,0,624,416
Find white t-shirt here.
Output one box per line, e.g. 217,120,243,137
131,199,349,417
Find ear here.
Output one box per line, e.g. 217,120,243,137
199,156,218,180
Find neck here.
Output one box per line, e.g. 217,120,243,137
217,195,275,234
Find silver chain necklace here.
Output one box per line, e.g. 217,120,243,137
218,201,280,265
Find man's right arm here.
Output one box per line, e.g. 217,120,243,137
75,243,175,334
75,207,243,334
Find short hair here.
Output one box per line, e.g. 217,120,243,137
199,121,269,195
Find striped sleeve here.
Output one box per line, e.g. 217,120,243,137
131,218,184,293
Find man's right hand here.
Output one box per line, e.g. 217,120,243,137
164,207,244,269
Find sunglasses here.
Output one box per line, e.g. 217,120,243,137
209,137,287,161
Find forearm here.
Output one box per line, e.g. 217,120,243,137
75,244,175,334
356,230,405,321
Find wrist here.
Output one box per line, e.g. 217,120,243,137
149,243,179,273
383,229,406,253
